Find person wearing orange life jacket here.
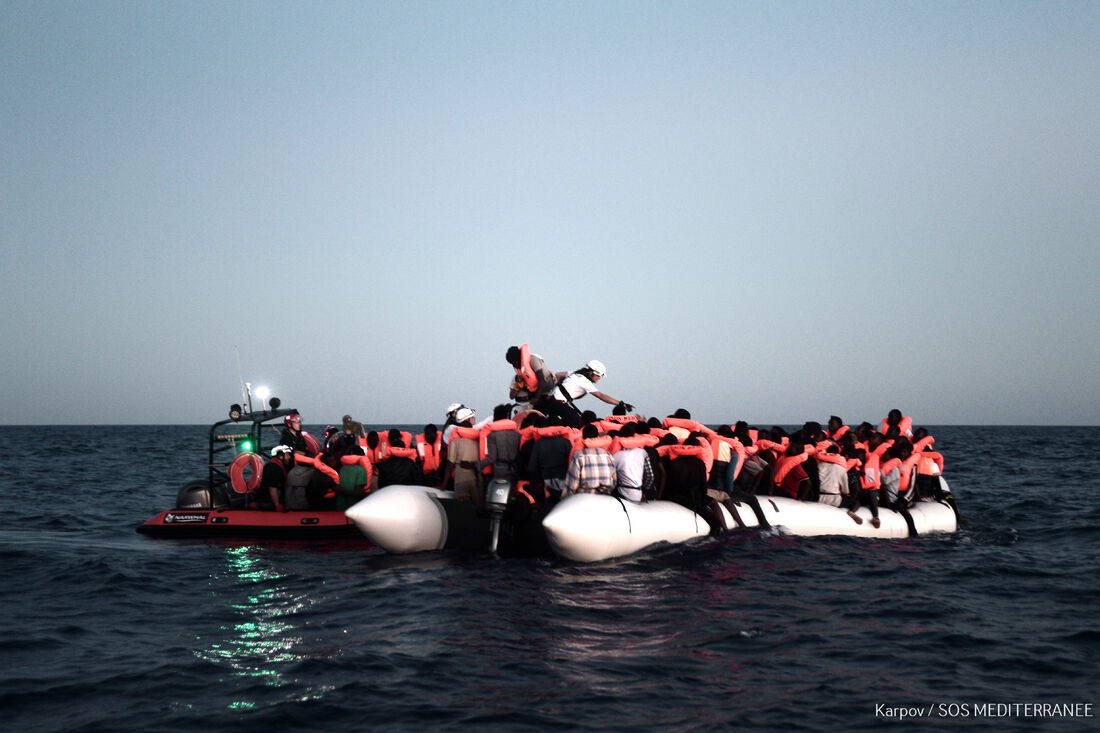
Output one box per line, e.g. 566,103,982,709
505,345,556,412
479,404,521,481
416,424,444,485
773,441,811,500
378,429,423,488
334,444,370,510
525,413,575,504
547,360,633,427
879,409,914,439
442,407,484,510
826,415,850,443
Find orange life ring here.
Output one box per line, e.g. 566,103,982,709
229,452,264,494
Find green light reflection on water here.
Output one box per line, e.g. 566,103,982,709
194,545,310,710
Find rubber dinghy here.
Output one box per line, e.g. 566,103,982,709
345,484,492,553
541,494,712,563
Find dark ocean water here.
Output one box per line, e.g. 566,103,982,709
0,425,1097,732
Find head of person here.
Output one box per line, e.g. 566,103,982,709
505,346,522,368
387,429,404,448
284,413,302,430
584,359,606,381
581,424,599,440
619,422,637,438
424,424,438,442
366,431,380,450
493,403,512,421
828,415,843,432
887,409,902,425
785,440,805,457
455,407,475,426
271,445,293,465
672,408,691,420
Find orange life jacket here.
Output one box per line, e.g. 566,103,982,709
773,453,809,487
415,433,442,475
917,450,944,475
340,453,374,484
879,416,914,438
662,417,715,441
516,343,539,392
656,440,714,479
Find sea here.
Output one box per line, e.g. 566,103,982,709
0,425,1097,732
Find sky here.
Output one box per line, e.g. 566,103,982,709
2,1,1098,426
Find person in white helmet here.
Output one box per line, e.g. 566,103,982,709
549,359,633,425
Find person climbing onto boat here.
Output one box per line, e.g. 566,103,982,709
563,424,617,497
280,412,312,455
256,445,294,511
548,360,633,425
505,345,556,412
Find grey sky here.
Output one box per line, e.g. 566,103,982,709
2,1,1098,425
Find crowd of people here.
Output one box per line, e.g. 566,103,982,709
247,346,947,536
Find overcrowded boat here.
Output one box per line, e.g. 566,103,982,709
138,348,961,560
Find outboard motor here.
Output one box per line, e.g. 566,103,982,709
175,479,230,509
485,478,514,553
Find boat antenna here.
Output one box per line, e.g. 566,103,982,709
235,345,248,410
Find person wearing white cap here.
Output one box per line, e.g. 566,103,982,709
442,406,484,511
549,359,633,424
256,445,294,511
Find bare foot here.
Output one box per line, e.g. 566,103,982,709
871,517,881,529
847,511,863,525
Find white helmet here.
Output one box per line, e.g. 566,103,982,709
271,445,293,457
455,407,475,424
446,403,463,417
585,359,606,377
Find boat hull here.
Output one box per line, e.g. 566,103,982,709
136,508,366,540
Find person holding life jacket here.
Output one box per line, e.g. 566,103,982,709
548,360,633,426
257,445,294,511
505,345,556,411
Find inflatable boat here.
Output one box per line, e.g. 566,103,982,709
542,485,959,562
136,400,365,541
344,482,549,555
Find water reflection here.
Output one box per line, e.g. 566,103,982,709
194,546,319,709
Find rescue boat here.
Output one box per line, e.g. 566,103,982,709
136,401,364,541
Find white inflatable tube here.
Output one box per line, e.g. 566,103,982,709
345,484,454,553
542,494,711,563
721,494,957,538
